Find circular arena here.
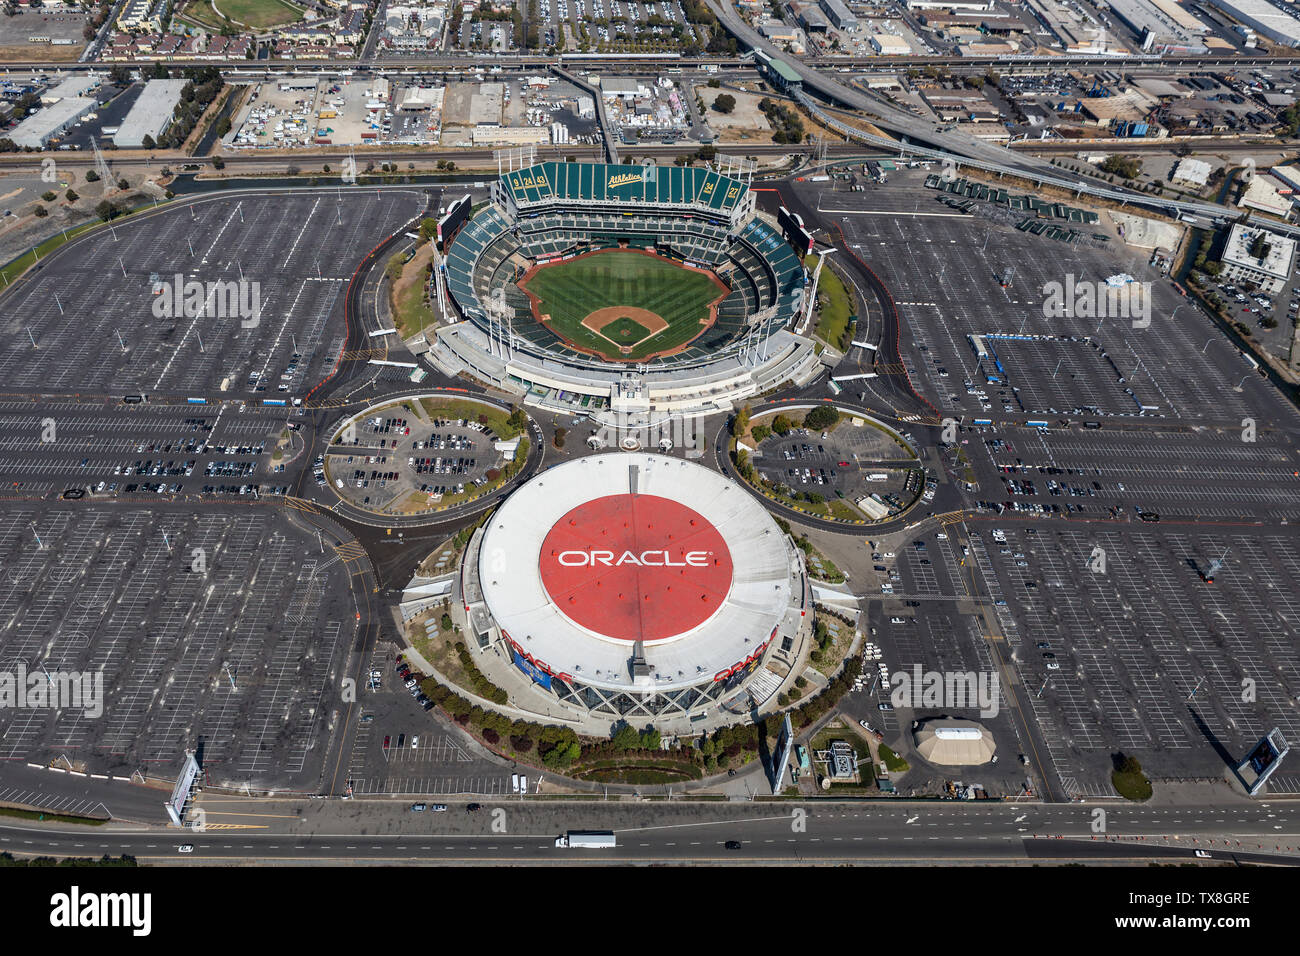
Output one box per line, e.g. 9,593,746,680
459,453,812,722
429,160,823,422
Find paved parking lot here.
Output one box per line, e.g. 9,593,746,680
795,171,1300,799
965,421,1300,523
0,398,306,503
801,173,1284,430
831,527,1033,795
964,521,1300,796
0,190,423,398
0,504,360,789
325,404,505,515
844,515,1300,799
343,643,510,796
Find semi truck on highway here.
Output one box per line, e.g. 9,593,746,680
555,831,616,848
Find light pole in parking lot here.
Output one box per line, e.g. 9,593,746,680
1201,337,1214,353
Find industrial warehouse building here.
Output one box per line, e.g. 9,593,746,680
1205,0,1300,47
8,97,96,149
114,79,188,148
820,0,858,30
1220,224,1297,294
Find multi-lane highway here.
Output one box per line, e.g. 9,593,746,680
3,796,1299,864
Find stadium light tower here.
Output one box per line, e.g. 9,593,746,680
1202,549,1228,584
484,288,512,361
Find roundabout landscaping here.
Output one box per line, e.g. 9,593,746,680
320,393,531,521
726,402,926,529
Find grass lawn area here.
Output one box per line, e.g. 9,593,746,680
809,611,855,677
211,0,304,27
387,244,436,338
827,499,865,522
805,254,852,351
0,805,108,825
1111,769,1153,801
417,397,523,440
802,543,845,583
572,762,701,784
521,250,723,361
879,743,910,774
408,615,478,690
762,482,832,517
179,0,230,30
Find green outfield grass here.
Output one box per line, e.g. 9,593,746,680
522,250,724,362
208,0,304,28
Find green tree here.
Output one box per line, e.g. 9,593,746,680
611,723,640,750
732,403,751,435
803,405,840,431
1099,155,1141,179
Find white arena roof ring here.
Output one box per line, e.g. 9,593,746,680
476,453,802,694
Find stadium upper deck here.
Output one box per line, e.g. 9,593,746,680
495,162,755,226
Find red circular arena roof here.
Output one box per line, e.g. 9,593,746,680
538,494,733,643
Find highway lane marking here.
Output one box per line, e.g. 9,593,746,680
616,813,795,835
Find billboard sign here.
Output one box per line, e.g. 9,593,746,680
1236,728,1290,796
771,713,795,794
511,646,552,690
164,753,200,827
436,194,473,251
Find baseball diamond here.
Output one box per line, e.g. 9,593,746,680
519,249,728,362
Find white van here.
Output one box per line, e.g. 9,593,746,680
511,773,520,793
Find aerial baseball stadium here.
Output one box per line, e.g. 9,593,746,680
431,159,821,421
